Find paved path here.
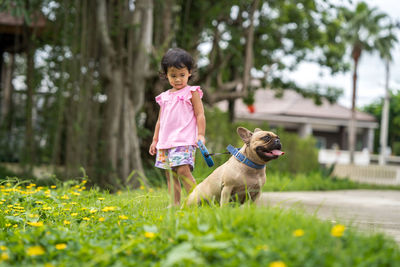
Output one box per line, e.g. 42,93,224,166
260,190,400,244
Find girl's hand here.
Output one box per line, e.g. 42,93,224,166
149,141,157,156
197,135,206,145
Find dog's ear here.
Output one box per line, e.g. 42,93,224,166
237,127,253,145
254,128,262,132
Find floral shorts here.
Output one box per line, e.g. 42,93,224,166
155,145,196,171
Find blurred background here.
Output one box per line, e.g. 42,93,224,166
0,0,399,189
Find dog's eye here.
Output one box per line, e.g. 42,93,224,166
263,136,271,142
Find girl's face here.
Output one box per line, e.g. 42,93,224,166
166,67,191,90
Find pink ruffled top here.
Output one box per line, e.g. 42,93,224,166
155,85,203,149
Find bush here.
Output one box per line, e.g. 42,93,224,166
193,108,320,181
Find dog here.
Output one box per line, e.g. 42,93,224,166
186,127,284,206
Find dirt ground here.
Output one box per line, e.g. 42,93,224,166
260,190,400,245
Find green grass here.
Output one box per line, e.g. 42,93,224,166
0,178,399,266
263,171,400,192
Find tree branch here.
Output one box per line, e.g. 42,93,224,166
97,0,116,59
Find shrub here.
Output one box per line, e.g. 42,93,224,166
193,108,320,181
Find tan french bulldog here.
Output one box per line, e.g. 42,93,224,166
186,127,284,206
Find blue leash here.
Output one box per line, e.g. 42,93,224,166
198,141,265,169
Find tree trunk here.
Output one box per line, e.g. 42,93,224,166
97,0,152,189
1,53,14,126
349,47,361,164
24,29,35,169
242,0,259,94
379,59,390,165
120,0,153,186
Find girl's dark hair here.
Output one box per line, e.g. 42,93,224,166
160,48,195,80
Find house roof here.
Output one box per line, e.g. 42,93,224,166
0,11,47,52
0,12,46,31
217,89,378,129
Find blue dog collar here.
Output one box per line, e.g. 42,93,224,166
226,145,265,169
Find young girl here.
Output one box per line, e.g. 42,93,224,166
149,48,206,206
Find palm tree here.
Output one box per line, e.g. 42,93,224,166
375,24,398,165
340,3,392,164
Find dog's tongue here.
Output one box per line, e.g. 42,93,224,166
271,150,284,156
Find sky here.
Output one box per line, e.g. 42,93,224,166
287,0,400,108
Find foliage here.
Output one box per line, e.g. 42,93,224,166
191,108,319,182
363,90,400,155
0,179,399,266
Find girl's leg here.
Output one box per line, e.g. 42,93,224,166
176,165,197,194
165,170,181,205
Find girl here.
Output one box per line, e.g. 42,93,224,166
149,48,206,206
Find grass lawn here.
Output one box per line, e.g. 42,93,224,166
0,178,399,266
263,172,400,192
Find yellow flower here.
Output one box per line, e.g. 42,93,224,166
61,195,69,200
27,246,45,256
102,206,117,212
140,185,145,190
5,223,11,227
63,220,71,225
83,217,90,221
98,198,105,201
293,229,305,237
42,206,52,210
50,185,57,189
82,180,87,185
119,215,128,220
89,209,98,214
71,213,78,217
269,261,287,267
1,252,9,261
331,224,346,237
98,217,105,222
55,243,67,250
0,246,6,251
27,221,44,227
144,232,156,238
71,191,80,196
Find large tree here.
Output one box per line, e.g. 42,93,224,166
96,0,153,188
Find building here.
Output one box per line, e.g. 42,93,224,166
217,89,378,152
